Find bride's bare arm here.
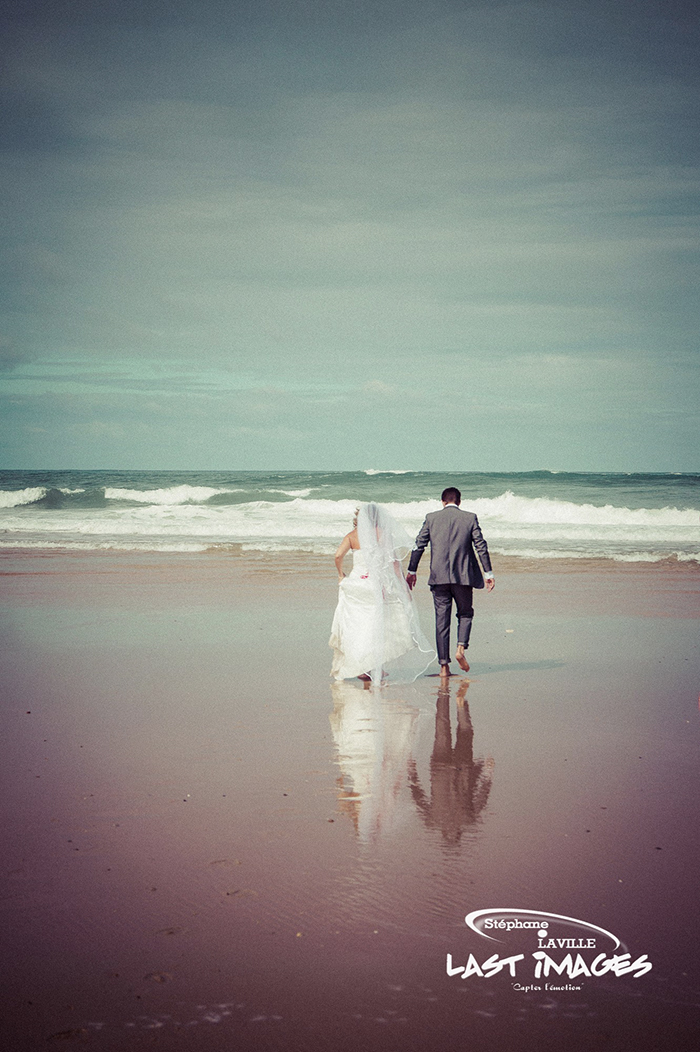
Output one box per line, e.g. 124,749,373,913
334,534,352,581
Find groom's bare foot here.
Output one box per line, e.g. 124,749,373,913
439,664,451,678
455,646,470,673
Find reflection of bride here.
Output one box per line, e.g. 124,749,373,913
329,502,436,685
329,681,420,842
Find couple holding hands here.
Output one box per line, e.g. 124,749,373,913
329,487,494,685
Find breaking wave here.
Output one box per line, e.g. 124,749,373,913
1,474,697,563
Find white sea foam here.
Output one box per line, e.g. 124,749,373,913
267,488,314,497
0,538,209,553
104,485,243,504
0,487,47,508
490,546,700,564
471,491,698,527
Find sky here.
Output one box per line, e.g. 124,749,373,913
1,0,698,472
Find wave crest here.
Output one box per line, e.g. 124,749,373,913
0,487,48,508
473,491,698,528
104,485,243,505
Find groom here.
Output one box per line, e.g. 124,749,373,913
406,487,494,676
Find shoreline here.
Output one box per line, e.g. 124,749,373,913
2,545,698,619
3,542,699,572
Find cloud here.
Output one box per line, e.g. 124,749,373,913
0,0,698,468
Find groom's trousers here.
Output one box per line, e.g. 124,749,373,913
430,584,474,665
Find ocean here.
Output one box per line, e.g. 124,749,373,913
0,469,698,564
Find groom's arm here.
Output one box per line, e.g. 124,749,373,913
406,519,430,588
471,516,495,590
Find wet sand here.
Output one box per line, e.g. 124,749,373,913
1,549,699,1051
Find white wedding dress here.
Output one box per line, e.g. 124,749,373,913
329,547,435,683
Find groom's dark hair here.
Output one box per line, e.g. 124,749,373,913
441,487,461,504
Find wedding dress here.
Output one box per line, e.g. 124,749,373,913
329,503,435,684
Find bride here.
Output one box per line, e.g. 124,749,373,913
329,502,436,684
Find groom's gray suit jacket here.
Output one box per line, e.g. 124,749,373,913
407,505,492,587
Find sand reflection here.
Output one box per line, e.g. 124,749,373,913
409,679,495,845
329,682,420,843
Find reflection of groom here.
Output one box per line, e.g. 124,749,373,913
408,679,494,845
406,487,494,676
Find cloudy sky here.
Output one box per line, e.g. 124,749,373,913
1,0,698,471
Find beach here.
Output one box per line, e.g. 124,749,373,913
2,547,699,1050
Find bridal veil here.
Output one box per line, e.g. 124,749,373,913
355,502,435,684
